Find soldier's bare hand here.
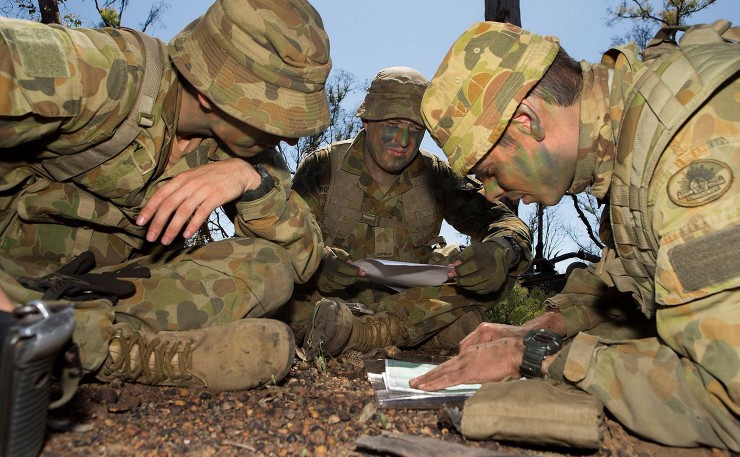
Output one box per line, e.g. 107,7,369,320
409,337,523,391
137,159,262,245
458,322,527,353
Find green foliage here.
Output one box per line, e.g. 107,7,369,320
378,412,388,428
98,6,120,28
486,283,553,325
315,354,327,372
606,0,721,50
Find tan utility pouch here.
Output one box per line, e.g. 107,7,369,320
461,379,603,449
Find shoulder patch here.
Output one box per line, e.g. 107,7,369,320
4,25,70,79
667,159,733,207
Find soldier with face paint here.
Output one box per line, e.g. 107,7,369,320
409,22,740,450
275,66,531,360
0,0,332,392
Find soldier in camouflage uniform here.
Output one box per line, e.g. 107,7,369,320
0,0,332,391
410,22,739,450
275,67,531,359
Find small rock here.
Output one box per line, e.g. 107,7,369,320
357,402,377,424
308,428,326,445
107,397,141,413
91,386,118,404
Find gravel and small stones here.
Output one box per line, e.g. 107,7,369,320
40,349,724,457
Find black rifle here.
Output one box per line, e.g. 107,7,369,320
0,301,76,457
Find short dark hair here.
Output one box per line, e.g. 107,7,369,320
530,47,582,107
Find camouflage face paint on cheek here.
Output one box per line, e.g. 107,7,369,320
481,177,505,201
510,143,558,192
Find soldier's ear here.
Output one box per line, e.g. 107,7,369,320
510,101,545,142
196,93,215,112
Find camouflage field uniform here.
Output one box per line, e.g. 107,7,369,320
547,34,740,449
0,17,323,372
280,132,531,345
422,21,738,450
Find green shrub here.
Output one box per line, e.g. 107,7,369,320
486,284,554,325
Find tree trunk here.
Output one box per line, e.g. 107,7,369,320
484,0,521,26
38,0,62,24
483,1,522,216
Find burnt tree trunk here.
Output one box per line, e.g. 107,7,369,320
38,0,62,24
482,1,522,216
484,0,521,26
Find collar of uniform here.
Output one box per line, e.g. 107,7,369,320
569,61,615,200
340,130,368,175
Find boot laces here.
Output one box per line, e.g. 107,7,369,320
103,328,196,385
351,313,405,353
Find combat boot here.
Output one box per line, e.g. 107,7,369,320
97,318,295,391
421,308,485,350
303,298,408,360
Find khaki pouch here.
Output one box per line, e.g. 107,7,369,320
461,379,603,449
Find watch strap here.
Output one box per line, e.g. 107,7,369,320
519,329,563,378
240,163,276,202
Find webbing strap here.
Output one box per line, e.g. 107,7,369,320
42,29,164,181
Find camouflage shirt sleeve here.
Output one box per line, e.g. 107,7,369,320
233,148,323,284
557,79,740,450
435,157,532,271
0,18,142,152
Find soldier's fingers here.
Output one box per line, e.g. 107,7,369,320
409,359,461,391
159,194,206,245
138,182,177,227
459,323,502,352
182,203,215,240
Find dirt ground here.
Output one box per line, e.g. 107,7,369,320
40,347,731,457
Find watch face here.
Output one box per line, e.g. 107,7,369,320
524,329,563,353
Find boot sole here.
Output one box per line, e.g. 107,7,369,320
303,300,340,360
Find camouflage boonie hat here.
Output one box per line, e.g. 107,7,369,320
422,22,559,175
355,66,430,125
168,0,332,138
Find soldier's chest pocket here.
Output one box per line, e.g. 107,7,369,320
75,141,156,201
407,208,439,247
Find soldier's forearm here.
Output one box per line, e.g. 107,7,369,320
521,310,567,337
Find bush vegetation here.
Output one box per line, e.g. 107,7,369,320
487,283,555,325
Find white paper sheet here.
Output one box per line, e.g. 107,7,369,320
383,359,481,396
353,258,452,291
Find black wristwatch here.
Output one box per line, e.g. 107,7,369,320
519,329,563,378
239,163,276,202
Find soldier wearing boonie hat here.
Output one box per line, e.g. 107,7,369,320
412,21,740,451
354,66,428,125
0,0,333,396
169,0,331,137
274,66,531,361
422,22,559,177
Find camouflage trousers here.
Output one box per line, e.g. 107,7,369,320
0,237,297,373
